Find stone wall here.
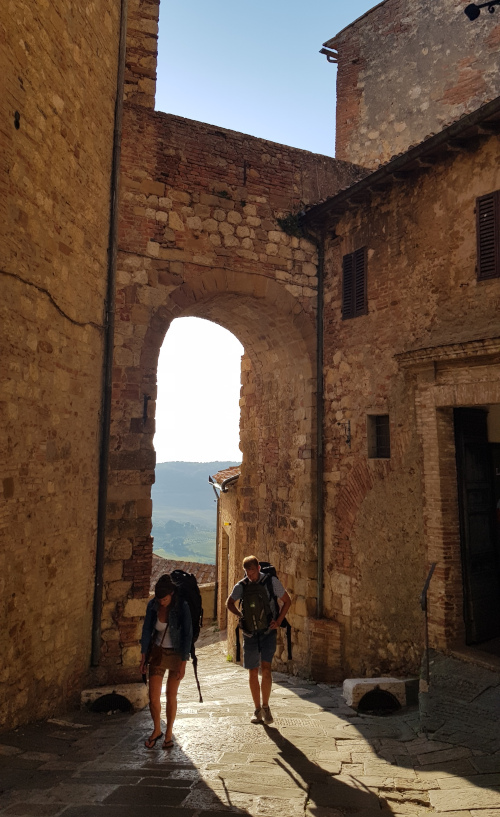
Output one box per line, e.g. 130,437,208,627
100,107,366,682
319,134,500,676
329,0,500,167
0,2,122,727
5,0,499,731
124,0,160,108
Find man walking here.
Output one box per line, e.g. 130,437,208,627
226,555,291,724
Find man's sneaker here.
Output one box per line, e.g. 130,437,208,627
262,705,274,724
250,708,264,723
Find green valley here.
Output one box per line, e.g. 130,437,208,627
151,461,239,564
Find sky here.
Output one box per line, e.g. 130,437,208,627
153,0,376,464
155,318,244,463
156,0,376,156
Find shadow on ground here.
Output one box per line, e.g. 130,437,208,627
1,628,500,816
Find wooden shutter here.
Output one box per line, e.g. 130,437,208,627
342,253,354,318
477,191,500,281
354,247,367,316
342,247,367,319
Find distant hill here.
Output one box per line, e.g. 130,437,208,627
151,461,240,564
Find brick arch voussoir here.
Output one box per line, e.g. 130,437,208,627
335,461,375,541
140,272,317,375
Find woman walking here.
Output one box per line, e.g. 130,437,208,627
140,574,192,749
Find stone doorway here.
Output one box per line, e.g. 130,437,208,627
454,407,500,647
400,342,500,660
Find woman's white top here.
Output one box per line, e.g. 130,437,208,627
154,618,173,648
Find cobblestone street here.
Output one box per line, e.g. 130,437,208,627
1,633,499,816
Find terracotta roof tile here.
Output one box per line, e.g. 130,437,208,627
211,465,241,484
150,553,216,594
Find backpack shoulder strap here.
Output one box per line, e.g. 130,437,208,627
261,572,276,599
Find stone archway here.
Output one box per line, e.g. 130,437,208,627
103,270,318,680
97,104,362,684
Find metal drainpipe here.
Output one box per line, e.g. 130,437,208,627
213,495,220,621
209,476,220,621
91,0,129,666
315,232,326,619
302,225,326,619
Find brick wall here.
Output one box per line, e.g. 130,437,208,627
0,2,122,727
329,0,500,167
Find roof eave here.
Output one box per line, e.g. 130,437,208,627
301,96,500,229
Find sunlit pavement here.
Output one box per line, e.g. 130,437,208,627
1,630,500,816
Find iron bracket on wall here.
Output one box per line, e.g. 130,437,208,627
464,0,500,20
337,420,351,448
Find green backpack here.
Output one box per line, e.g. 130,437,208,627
235,562,292,661
239,576,274,634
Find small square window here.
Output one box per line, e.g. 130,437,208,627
367,415,391,459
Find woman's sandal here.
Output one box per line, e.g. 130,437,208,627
144,732,163,749
162,737,174,749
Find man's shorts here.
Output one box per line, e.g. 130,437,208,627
242,629,277,670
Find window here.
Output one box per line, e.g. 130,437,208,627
342,247,367,319
477,191,500,281
367,415,391,459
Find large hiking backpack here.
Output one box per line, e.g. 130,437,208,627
239,578,274,634
235,561,292,662
171,569,204,702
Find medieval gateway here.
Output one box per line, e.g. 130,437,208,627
2,0,500,728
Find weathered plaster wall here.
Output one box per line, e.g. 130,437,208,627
330,0,500,167
0,2,122,727
99,107,366,682
321,135,500,676
215,485,238,633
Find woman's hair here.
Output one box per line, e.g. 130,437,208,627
154,574,175,599
242,555,259,570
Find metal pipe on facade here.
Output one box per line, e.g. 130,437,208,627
221,474,240,492
209,475,220,621
301,224,326,619
315,233,326,619
213,489,220,621
91,0,129,666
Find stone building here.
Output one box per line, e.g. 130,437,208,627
2,0,500,728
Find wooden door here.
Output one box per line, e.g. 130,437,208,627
454,408,500,644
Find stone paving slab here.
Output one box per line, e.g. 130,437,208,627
437,774,500,790
471,811,500,817
1,633,500,816
1,806,63,816
429,786,500,811
103,784,191,806
60,808,198,817
471,757,500,774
